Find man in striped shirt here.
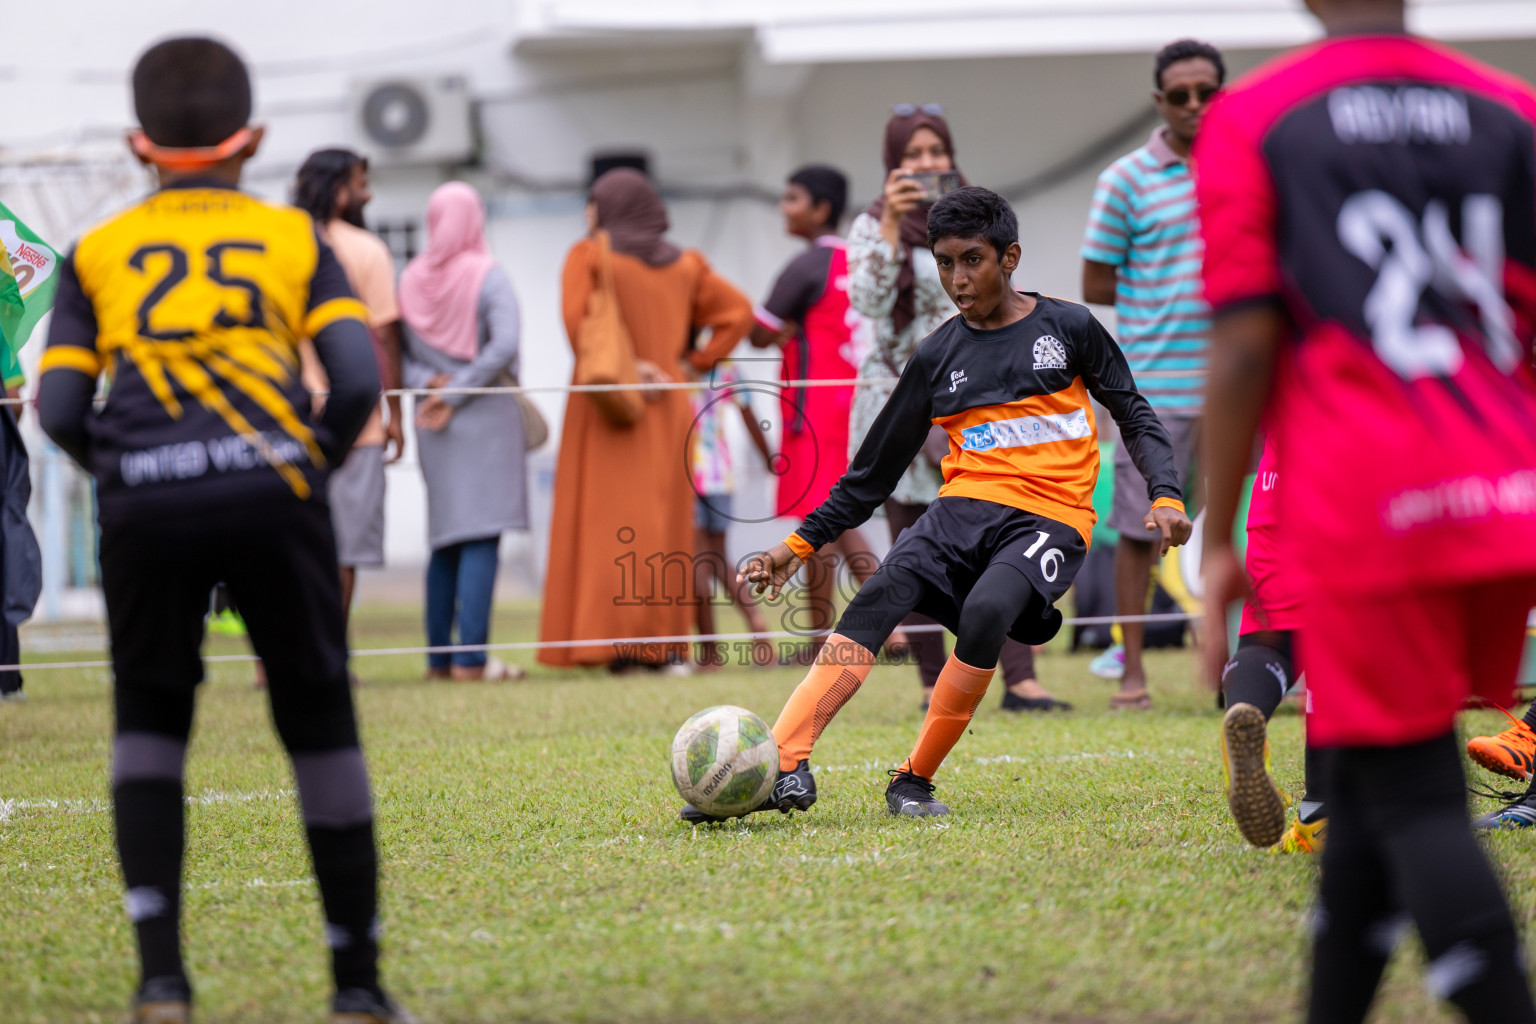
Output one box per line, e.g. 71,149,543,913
1080,38,1222,708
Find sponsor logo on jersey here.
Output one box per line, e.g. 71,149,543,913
959,408,1091,452
1033,335,1068,370
948,369,968,392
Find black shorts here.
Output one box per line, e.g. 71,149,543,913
99,496,355,751
882,496,1088,643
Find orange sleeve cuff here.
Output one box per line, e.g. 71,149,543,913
1150,496,1186,515
783,532,815,561
40,346,103,378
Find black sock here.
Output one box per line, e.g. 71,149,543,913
113,780,186,987
1522,701,1536,731
1300,746,1329,823
1221,640,1293,720
1435,924,1536,1023
306,821,380,995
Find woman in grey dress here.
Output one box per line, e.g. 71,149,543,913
399,182,528,681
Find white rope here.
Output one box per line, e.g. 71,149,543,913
0,367,1199,406
2,613,1195,674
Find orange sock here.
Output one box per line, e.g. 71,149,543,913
903,654,996,780
771,633,876,771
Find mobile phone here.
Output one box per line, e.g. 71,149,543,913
905,171,961,201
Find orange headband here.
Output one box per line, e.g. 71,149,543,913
129,126,254,171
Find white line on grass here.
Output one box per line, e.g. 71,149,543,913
0,788,294,822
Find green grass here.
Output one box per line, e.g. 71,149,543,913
3,603,1535,1023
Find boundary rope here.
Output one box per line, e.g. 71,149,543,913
3,613,1195,674
0,368,1202,407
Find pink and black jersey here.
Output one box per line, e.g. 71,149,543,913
1197,34,1536,597
756,236,868,518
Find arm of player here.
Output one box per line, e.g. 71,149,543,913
1076,309,1190,553
752,250,819,349
309,318,379,464
36,254,100,469
305,234,379,463
1200,304,1282,686
739,349,933,597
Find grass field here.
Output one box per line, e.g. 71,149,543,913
3,602,1534,1024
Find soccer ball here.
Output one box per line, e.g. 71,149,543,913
670,705,779,817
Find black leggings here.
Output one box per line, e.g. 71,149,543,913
1309,733,1535,1024
884,500,1037,685
836,561,1037,670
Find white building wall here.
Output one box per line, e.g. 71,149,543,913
5,3,1536,612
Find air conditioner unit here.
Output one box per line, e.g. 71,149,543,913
350,77,474,166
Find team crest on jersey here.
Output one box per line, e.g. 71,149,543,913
1033,335,1067,370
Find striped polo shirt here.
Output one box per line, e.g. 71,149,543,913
1081,126,1209,415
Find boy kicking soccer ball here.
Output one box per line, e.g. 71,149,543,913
680,186,1191,822
37,38,412,1023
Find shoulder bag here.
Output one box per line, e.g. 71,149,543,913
571,230,645,428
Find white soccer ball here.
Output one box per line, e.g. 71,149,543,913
670,705,779,818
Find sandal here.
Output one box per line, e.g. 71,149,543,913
1109,689,1153,710
451,656,527,682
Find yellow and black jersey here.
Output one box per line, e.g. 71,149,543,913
39,181,368,513
789,294,1184,553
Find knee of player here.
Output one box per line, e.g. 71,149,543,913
111,732,188,786
960,590,1021,638
290,747,374,828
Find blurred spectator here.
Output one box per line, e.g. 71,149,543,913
688,359,774,669
750,164,880,656
540,168,752,671
1080,39,1222,709
848,105,1065,712
293,150,405,630
400,182,528,682
0,387,38,701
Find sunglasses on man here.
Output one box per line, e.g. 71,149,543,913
1158,85,1220,108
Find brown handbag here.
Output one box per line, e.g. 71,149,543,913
572,230,645,428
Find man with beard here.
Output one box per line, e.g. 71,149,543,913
294,149,405,625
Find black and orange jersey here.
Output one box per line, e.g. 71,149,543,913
789,294,1183,553
39,180,369,514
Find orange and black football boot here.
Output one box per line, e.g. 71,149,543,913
1466,711,1536,782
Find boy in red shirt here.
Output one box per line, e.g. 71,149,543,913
1198,0,1536,1018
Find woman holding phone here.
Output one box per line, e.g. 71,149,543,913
847,103,1067,712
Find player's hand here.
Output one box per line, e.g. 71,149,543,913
1143,505,1193,556
737,542,805,600
415,394,455,432
1200,542,1252,691
880,168,928,227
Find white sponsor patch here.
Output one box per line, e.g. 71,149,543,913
959,408,1090,452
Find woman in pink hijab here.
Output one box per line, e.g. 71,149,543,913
400,182,528,682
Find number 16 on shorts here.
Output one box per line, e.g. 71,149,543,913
1000,514,1086,605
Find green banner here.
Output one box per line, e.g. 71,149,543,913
0,201,62,356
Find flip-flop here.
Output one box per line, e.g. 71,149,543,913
451,656,527,682
482,656,527,682
1109,689,1153,710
